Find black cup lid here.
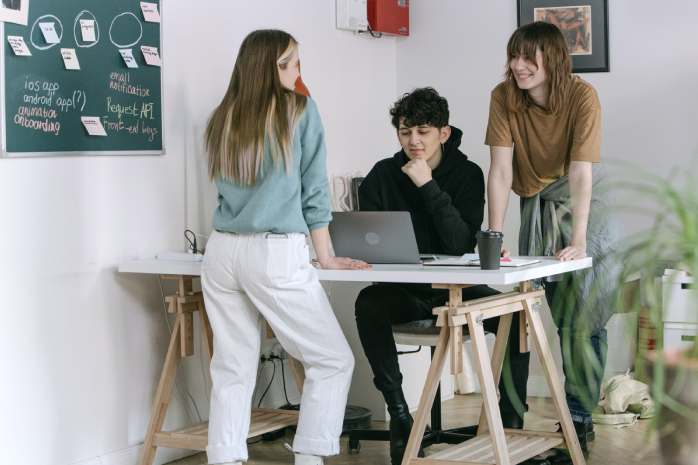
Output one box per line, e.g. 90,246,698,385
476,230,503,239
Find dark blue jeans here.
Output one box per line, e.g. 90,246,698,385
355,283,531,416
544,280,608,424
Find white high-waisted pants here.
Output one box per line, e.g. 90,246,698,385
201,230,354,464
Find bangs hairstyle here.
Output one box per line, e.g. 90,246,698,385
205,29,307,185
504,21,572,115
389,87,449,130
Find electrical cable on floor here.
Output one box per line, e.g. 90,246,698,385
270,356,294,408
257,359,277,407
255,359,269,401
278,358,290,405
272,357,287,405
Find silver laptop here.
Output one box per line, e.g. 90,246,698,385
329,212,421,264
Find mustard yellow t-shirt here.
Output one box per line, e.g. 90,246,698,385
484,75,601,197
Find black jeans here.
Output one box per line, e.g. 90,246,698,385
355,283,531,416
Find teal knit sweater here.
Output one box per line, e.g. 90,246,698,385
211,97,332,236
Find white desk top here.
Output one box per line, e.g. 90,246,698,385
118,256,592,286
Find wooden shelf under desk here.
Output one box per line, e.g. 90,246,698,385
151,408,300,452
421,430,564,464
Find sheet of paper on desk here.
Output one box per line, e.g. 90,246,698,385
423,254,541,267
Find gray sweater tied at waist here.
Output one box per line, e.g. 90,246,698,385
519,163,627,336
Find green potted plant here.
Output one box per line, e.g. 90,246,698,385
617,165,698,465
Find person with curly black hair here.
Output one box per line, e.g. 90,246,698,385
353,88,545,465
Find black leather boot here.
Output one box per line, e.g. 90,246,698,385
554,420,595,442
383,389,424,465
501,412,524,429
587,422,595,442
546,421,590,464
556,422,596,444
500,413,550,465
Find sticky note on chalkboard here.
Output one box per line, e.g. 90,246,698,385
80,20,96,42
81,117,107,136
141,46,161,66
140,2,161,22
61,49,80,70
7,36,32,56
39,23,61,44
119,49,139,68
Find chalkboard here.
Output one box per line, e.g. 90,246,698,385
1,0,164,157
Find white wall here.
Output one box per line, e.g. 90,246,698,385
395,0,698,393
0,2,396,465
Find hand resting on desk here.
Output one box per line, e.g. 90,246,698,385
501,247,511,259
313,256,372,270
555,244,587,261
500,245,587,261
310,225,372,270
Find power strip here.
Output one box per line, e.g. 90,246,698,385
157,252,204,262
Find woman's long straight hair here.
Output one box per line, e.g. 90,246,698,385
205,29,307,185
504,21,572,115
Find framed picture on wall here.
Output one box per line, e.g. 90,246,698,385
0,0,29,25
518,0,609,73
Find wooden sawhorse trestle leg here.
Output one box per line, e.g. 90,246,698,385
401,281,586,465
137,274,301,465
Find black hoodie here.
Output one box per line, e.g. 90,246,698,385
358,126,485,256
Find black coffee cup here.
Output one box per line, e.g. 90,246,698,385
476,230,503,270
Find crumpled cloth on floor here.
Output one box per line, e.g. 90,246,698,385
593,369,655,428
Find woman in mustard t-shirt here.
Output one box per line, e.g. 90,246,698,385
485,22,626,465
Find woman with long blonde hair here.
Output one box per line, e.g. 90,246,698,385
202,29,370,465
